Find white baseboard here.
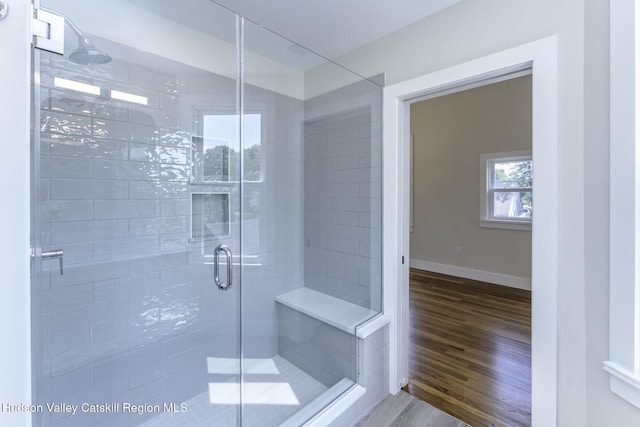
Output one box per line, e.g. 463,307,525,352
409,259,531,291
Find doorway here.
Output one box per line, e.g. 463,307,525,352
382,37,559,427
405,74,533,426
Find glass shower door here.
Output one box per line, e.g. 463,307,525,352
239,17,383,427
32,1,243,426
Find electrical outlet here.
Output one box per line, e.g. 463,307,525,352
456,246,462,255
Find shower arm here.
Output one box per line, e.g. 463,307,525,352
39,7,85,41
36,7,111,64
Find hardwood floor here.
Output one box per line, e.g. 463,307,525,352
405,269,531,427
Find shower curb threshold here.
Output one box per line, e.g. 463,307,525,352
297,380,366,427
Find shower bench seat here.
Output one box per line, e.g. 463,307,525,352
275,287,390,426
275,287,379,337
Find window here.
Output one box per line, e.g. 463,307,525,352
480,151,532,230
190,111,264,262
191,113,262,183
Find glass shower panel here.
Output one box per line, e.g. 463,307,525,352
241,19,383,425
33,1,242,426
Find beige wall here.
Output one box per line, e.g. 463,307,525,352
410,75,532,281
315,0,640,425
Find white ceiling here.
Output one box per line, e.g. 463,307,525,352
120,0,462,71
211,0,463,60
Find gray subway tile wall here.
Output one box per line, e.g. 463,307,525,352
278,303,349,382
303,80,383,311
50,179,130,200
36,38,304,425
36,25,382,427
355,326,390,418
324,326,389,427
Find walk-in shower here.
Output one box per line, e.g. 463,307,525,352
31,0,383,426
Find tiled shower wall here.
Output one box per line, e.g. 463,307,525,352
37,42,303,426
303,80,383,311
241,85,305,358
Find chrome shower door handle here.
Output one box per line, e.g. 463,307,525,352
214,244,232,290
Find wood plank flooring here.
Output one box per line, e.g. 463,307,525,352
356,391,470,427
404,269,531,427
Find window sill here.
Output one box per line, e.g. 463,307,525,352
604,361,640,409
480,219,532,231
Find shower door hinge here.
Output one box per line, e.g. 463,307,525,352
32,7,65,55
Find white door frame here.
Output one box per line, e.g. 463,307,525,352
0,2,32,427
382,36,558,427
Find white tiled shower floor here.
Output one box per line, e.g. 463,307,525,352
139,356,327,427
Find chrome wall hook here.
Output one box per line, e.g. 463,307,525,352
0,1,8,21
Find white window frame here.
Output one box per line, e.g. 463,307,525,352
604,0,640,409
480,150,532,231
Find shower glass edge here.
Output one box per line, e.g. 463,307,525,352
241,17,384,426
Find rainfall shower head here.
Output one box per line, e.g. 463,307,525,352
69,36,112,65
42,7,112,65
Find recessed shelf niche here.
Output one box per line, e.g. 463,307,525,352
191,192,230,241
